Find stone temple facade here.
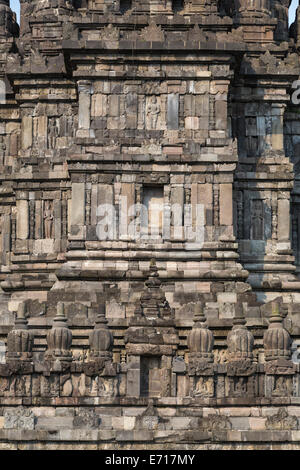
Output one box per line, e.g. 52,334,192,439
1,0,300,450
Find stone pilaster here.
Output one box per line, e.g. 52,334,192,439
76,81,94,138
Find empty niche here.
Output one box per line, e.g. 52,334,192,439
142,186,164,238
172,0,184,13
120,0,132,14
140,356,161,397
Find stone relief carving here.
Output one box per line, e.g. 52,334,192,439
43,200,54,239
48,118,58,149
140,22,165,42
266,408,298,430
193,376,214,397
272,375,293,397
146,96,161,130
1,0,300,448
4,407,34,430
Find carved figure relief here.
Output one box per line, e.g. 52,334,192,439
90,376,98,396
229,376,248,397
146,96,161,129
0,377,9,396
43,200,53,239
98,378,115,397
214,349,228,364
66,109,74,137
193,376,214,397
272,376,293,397
48,118,58,149
266,407,298,430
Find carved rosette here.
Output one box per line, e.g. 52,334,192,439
227,314,254,362
46,302,72,361
6,302,33,360
89,304,113,359
187,304,214,364
263,303,291,361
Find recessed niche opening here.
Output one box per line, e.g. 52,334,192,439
140,356,161,398
141,186,164,238
172,0,184,14
120,0,132,15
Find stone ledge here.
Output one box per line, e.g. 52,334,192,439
0,428,298,444
0,396,299,407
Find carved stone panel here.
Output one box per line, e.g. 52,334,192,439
192,376,215,398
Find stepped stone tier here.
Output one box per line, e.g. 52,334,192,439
1,0,300,450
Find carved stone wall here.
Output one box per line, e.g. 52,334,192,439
1,0,300,449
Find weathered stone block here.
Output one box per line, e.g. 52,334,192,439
71,183,85,227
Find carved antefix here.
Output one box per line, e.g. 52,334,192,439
133,259,174,320
226,311,257,397
6,302,34,361
85,305,117,377
227,308,254,362
45,302,72,361
263,300,292,362
89,304,113,359
187,304,214,367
